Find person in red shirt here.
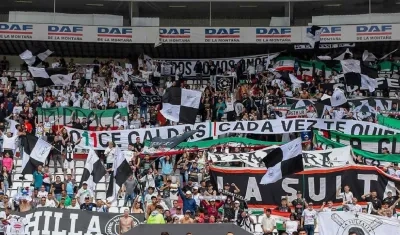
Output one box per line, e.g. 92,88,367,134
24,119,32,134
201,199,224,218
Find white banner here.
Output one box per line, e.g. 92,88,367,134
318,211,400,235
157,53,279,77
215,119,400,136
65,119,399,150
208,146,354,168
65,122,211,150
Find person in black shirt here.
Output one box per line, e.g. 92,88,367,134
71,118,83,129
361,191,382,215
290,191,307,221
52,136,64,172
133,137,144,153
140,117,149,128
208,61,217,88
80,196,97,211
45,130,56,166
81,117,93,130
275,198,291,213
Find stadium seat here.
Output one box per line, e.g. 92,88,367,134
108,207,119,213
75,168,84,175
118,199,125,207
75,161,84,168
75,175,81,182
96,183,106,191
96,192,106,200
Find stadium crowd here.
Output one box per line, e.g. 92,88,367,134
0,53,398,235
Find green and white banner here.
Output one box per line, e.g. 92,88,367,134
328,130,400,154
313,130,400,165
37,107,128,127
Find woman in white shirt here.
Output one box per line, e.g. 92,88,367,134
284,214,299,235
104,141,116,171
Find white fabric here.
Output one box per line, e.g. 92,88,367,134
340,59,361,74
302,209,317,225
318,211,400,235
28,67,50,78
360,74,378,92
50,73,74,86
180,88,202,109
330,88,348,107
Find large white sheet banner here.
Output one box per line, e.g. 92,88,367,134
208,146,354,168
318,211,400,235
64,118,399,150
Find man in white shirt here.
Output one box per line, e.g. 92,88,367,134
301,203,317,235
24,78,35,98
114,115,128,129
37,185,48,198
36,197,48,208
343,197,362,213
67,198,81,209
77,182,94,205
46,193,58,208
261,209,276,234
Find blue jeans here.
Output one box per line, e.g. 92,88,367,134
124,192,136,207
140,106,148,120
55,193,62,201
304,224,315,235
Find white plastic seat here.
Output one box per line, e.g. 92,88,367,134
96,192,106,200
109,207,119,213
96,183,106,191
75,168,84,175
75,161,84,168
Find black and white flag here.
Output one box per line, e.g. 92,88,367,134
216,75,234,92
260,138,303,184
19,48,52,67
306,25,321,49
21,135,52,174
160,87,202,124
106,147,132,202
28,67,74,87
341,60,378,92
80,149,106,189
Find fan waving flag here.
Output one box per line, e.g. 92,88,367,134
161,87,202,124
28,67,74,87
80,149,106,189
260,138,303,185
21,135,52,174
306,25,321,49
319,88,348,107
106,147,132,202
19,48,52,67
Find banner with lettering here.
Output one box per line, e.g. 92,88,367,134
1,208,144,235
328,130,400,154
36,107,128,128
209,146,354,168
214,118,400,136
313,130,400,164
65,119,400,150
210,165,400,207
318,211,400,235
65,122,212,150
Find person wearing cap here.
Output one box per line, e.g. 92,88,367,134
301,202,317,235
177,182,197,216
147,205,166,224
383,188,400,214
191,186,201,206
77,181,94,205
179,210,194,224
289,191,307,220
378,196,400,218
202,197,224,218
80,196,96,211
